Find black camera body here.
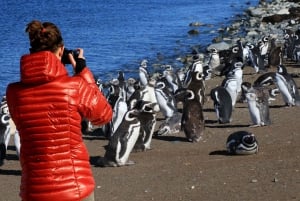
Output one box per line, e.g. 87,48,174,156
61,48,79,64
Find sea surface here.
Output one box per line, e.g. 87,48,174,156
0,0,259,95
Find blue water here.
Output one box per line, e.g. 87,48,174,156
0,0,258,95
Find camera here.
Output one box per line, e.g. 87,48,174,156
61,48,79,64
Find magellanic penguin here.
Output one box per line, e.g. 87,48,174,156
133,100,157,152
162,65,180,94
126,77,137,101
210,86,233,124
207,48,221,70
221,59,244,107
268,40,282,69
181,89,205,142
1,97,20,158
111,95,128,135
156,112,182,136
239,82,252,103
140,78,160,112
139,59,149,86
244,42,260,73
222,74,239,107
0,97,12,148
154,81,177,119
244,86,271,127
274,64,300,107
98,109,141,167
259,36,269,58
253,72,279,102
183,54,204,87
0,112,10,166
226,131,258,155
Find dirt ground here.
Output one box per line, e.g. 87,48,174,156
1,62,300,201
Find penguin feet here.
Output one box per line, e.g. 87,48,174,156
95,157,118,167
188,136,203,143
249,124,260,128
95,157,136,167
157,126,170,136
121,160,136,166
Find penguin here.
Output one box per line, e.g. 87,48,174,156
95,78,104,92
126,77,137,101
253,72,279,102
183,54,204,87
244,42,260,73
154,81,177,119
274,64,300,107
222,76,238,107
140,78,160,112
245,86,271,127
259,36,269,56
98,109,141,167
176,68,186,87
236,39,250,65
221,61,243,107
111,95,128,135
181,89,205,142
226,131,258,155
162,65,180,93
230,61,244,93
253,72,276,87
259,36,269,65
0,113,10,166
139,59,149,86
207,48,221,70
283,31,298,61
156,112,182,136
210,86,233,124
100,79,123,137
202,65,213,81
268,44,282,68
239,82,252,103
133,100,157,152
0,97,20,158
106,78,122,108
248,40,267,72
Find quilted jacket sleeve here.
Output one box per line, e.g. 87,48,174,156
76,67,112,126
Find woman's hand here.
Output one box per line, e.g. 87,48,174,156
68,48,86,74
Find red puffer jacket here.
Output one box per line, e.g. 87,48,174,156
6,51,112,201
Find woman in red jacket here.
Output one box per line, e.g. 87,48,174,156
6,20,113,201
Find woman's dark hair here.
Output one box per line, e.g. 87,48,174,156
25,20,64,53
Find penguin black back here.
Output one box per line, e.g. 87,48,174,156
181,90,205,142
210,86,233,124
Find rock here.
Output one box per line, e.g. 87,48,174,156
206,41,231,51
188,29,200,35
277,8,290,15
189,22,204,27
247,7,265,17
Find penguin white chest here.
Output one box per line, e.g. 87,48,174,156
246,93,261,125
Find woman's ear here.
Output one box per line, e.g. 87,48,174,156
58,46,64,58
54,46,64,61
